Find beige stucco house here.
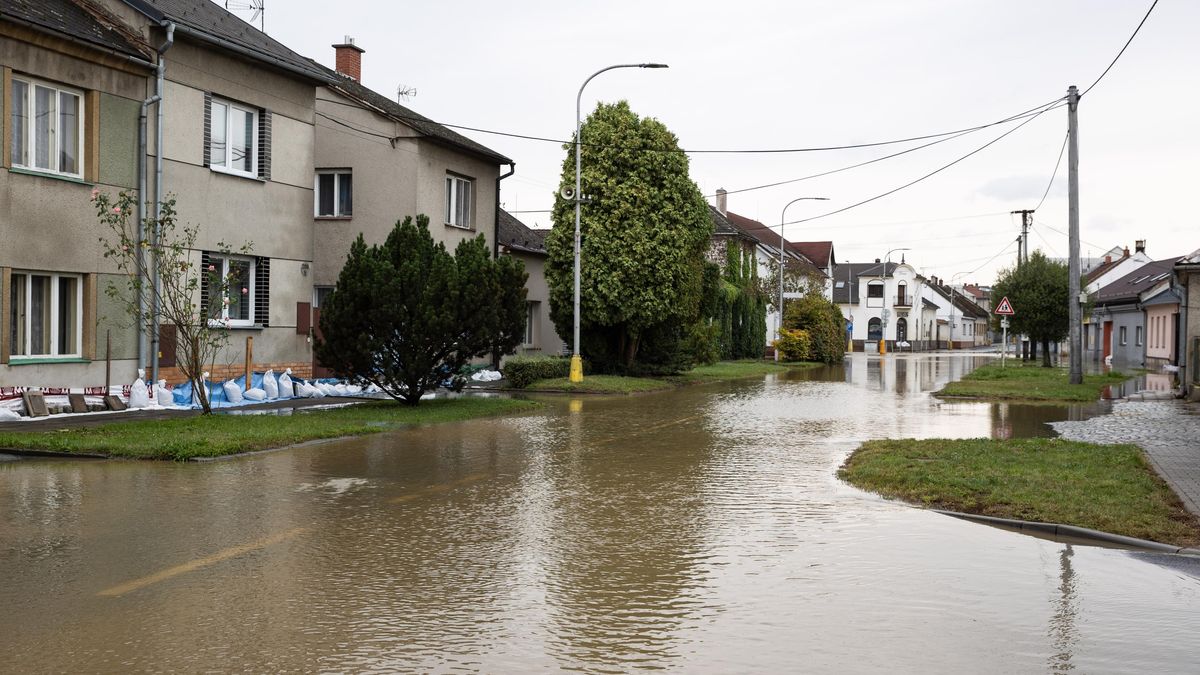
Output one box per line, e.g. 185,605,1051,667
306,39,514,374
497,210,564,357
2,0,333,389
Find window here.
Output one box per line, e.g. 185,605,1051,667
205,254,256,327
867,283,884,298
10,77,83,177
313,286,334,308
1136,325,1143,346
445,175,473,228
9,272,82,358
524,301,538,346
1119,326,1127,346
209,97,257,177
315,170,352,217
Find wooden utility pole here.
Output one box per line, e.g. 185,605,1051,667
1067,85,1083,384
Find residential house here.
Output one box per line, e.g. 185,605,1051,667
925,279,991,348
1,0,151,387
307,38,514,375
835,259,923,351
1081,241,1153,355
712,189,826,344
497,210,564,357
1087,257,1179,367
1173,250,1200,400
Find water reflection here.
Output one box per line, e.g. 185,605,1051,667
1048,545,1078,673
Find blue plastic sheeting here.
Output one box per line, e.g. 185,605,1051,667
170,371,299,409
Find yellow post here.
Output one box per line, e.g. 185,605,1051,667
569,354,584,383
879,339,886,355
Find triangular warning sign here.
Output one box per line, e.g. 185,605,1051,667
994,296,1015,315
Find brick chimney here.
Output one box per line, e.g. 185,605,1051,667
1135,239,1146,254
333,36,364,82
1123,246,1130,258
715,188,727,215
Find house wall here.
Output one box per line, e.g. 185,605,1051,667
0,29,145,386
507,251,564,357
1145,303,1178,363
149,34,317,383
1107,305,1144,368
311,89,500,286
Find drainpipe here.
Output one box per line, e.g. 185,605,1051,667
150,22,175,384
494,162,515,258
136,96,161,373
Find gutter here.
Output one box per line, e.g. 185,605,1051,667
149,21,175,384
0,15,155,70
494,162,515,258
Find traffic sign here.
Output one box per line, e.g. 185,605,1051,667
994,296,1015,315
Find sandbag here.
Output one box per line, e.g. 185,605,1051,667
278,368,294,398
263,369,279,399
155,380,174,407
0,407,20,420
129,369,151,409
243,388,267,401
223,379,244,404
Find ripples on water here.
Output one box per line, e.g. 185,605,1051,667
1,354,1197,673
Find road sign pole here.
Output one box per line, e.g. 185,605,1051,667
1001,317,1009,368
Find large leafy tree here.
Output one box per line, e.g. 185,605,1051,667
545,101,712,372
990,250,1069,367
316,215,527,405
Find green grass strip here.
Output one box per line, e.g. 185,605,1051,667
0,397,538,461
937,362,1128,402
840,438,1199,546
526,359,821,393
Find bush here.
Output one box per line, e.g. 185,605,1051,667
774,328,812,361
783,291,846,364
502,356,575,388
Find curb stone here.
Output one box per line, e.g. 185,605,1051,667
934,509,1200,556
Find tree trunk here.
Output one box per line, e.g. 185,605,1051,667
622,331,640,370
1042,338,1052,367
1030,339,1038,362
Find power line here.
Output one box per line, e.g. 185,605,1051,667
1034,131,1068,212
785,104,1062,227
1082,0,1159,97
1030,224,1061,257
1034,219,1108,252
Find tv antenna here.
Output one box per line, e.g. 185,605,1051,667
225,1,265,33
396,85,417,102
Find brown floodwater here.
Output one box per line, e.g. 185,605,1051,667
2,353,1197,673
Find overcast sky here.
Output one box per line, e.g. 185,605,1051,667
251,0,1195,285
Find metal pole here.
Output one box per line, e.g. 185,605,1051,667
570,63,667,382
1067,85,1083,384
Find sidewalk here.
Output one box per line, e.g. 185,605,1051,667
1051,399,1200,517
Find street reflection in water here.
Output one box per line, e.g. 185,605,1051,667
1,353,1197,673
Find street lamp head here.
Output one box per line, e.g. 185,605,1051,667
639,63,669,68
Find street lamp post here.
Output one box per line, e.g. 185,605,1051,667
570,63,668,383
878,247,909,355
948,271,969,351
776,197,829,361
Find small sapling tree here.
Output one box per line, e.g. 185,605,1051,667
94,190,251,414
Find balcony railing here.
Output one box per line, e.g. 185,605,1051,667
894,295,912,307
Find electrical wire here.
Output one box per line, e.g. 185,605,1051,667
1030,224,1061,257
1082,0,1159,98
783,103,1062,227
1034,131,1068,212
1034,219,1108,252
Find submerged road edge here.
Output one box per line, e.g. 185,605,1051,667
934,509,1200,556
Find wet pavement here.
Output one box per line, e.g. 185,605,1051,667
2,353,1199,673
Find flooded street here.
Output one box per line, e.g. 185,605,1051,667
2,353,1198,673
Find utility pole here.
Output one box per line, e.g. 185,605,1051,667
1012,209,1034,265
1067,85,1083,385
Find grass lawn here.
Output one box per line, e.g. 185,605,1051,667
0,397,538,461
524,359,822,394
840,438,1199,546
936,362,1128,402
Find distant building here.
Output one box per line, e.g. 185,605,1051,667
497,211,565,357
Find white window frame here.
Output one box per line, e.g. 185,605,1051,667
445,174,473,229
209,97,258,178
1135,325,1143,347
10,76,85,178
1119,326,1127,346
314,170,352,217
9,271,84,359
207,254,256,328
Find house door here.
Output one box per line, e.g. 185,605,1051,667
868,318,882,341
311,287,335,378
896,317,907,342
1102,322,1113,360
